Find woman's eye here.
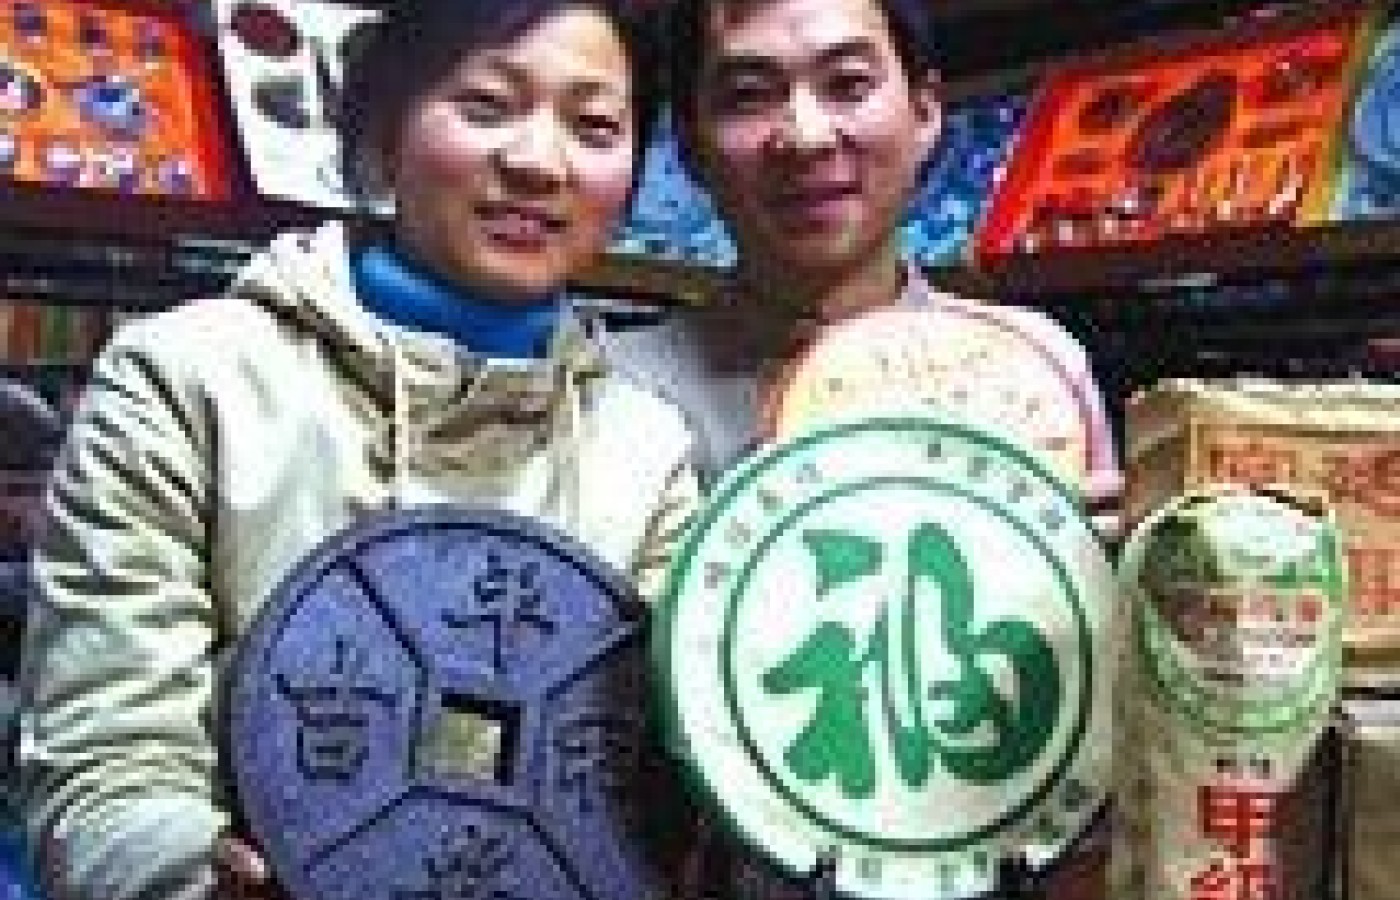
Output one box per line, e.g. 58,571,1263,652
715,79,779,114
575,112,625,147
454,89,511,122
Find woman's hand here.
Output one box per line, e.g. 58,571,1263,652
214,835,282,900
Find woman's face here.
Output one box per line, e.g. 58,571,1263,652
384,6,636,300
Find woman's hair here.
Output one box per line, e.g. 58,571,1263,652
338,0,664,195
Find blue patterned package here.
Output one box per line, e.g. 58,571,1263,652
903,90,1030,267
611,112,736,269
0,830,40,900
228,507,690,900
1334,17,1400,219
611,93,1028,272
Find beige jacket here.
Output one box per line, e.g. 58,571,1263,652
19,223,699,900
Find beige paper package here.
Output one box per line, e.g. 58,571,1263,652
1127,379,1400,680
1115,487,1344,900
1342,695,1400,900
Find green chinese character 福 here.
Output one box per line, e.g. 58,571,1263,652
762,524,1061,799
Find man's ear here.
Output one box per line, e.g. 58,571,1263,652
911,67,944,160
672,102,715,192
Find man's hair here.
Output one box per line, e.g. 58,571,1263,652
665,0,941,125
338,0,664,195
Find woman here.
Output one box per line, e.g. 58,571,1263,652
18,2,697,898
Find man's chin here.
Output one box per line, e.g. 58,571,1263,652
766,242,873,278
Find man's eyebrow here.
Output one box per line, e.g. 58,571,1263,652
708,39,882,79
708,54,785,80
473,55,530,85
812,38,882,66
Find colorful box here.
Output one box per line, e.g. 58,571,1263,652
1331,10,1400,220
215,0,383,210
0,0,232,199
977,9,1369,259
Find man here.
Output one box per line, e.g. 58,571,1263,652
607,0,1119,500
603,0,1122,895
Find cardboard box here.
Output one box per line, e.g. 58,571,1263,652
1127,379,1400,679
1343,693,1400,900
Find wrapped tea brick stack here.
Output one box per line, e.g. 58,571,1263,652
1115,486,1344,900
1126,379,1400,678
1115,377,1400,900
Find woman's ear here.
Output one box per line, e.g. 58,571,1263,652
344,132,396,209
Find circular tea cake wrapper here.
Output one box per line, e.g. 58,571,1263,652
657,413,1116,900
768,306,1097,488
1118,485,1344,744
229,506,685,900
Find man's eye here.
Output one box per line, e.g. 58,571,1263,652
825,72,877,102
715,80,779,113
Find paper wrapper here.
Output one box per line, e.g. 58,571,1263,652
766,305,1099,490
1127,378,1400,681
1342,694,1400,900
1114,487,1344,900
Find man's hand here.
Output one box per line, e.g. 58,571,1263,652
214,835,282,900
1084,469,1125,549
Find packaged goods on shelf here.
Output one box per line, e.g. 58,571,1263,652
1115,487,1344,900
0,0,231,199
1343,692,1400,900
977,8,1368,259
1127,379,1400,680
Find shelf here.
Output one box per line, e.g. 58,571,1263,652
929,217,1400,300
0,181,328,248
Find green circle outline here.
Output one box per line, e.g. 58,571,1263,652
653,415,1109,886
1122,492,1345,739
720,476,1093,853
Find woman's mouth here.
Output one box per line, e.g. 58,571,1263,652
477,202,566,249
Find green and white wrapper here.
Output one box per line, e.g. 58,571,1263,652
656,414,1117,900
1115,486,1344,900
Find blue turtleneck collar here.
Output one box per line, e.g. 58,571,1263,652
352,244,563,359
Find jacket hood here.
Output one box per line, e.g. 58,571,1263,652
228,221,604,403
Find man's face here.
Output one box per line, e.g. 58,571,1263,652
687,0,939,278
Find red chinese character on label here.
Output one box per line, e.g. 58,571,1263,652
1294,591,1324,625
1189,860,1235,900
1346,546,1400,620
1198,783,1280,859
1208,442,1296,486
1187,858,1279,900
1326,449,1400,518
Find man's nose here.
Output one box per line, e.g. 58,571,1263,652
775,86,840,153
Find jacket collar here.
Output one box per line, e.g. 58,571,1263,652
232,221,604,407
